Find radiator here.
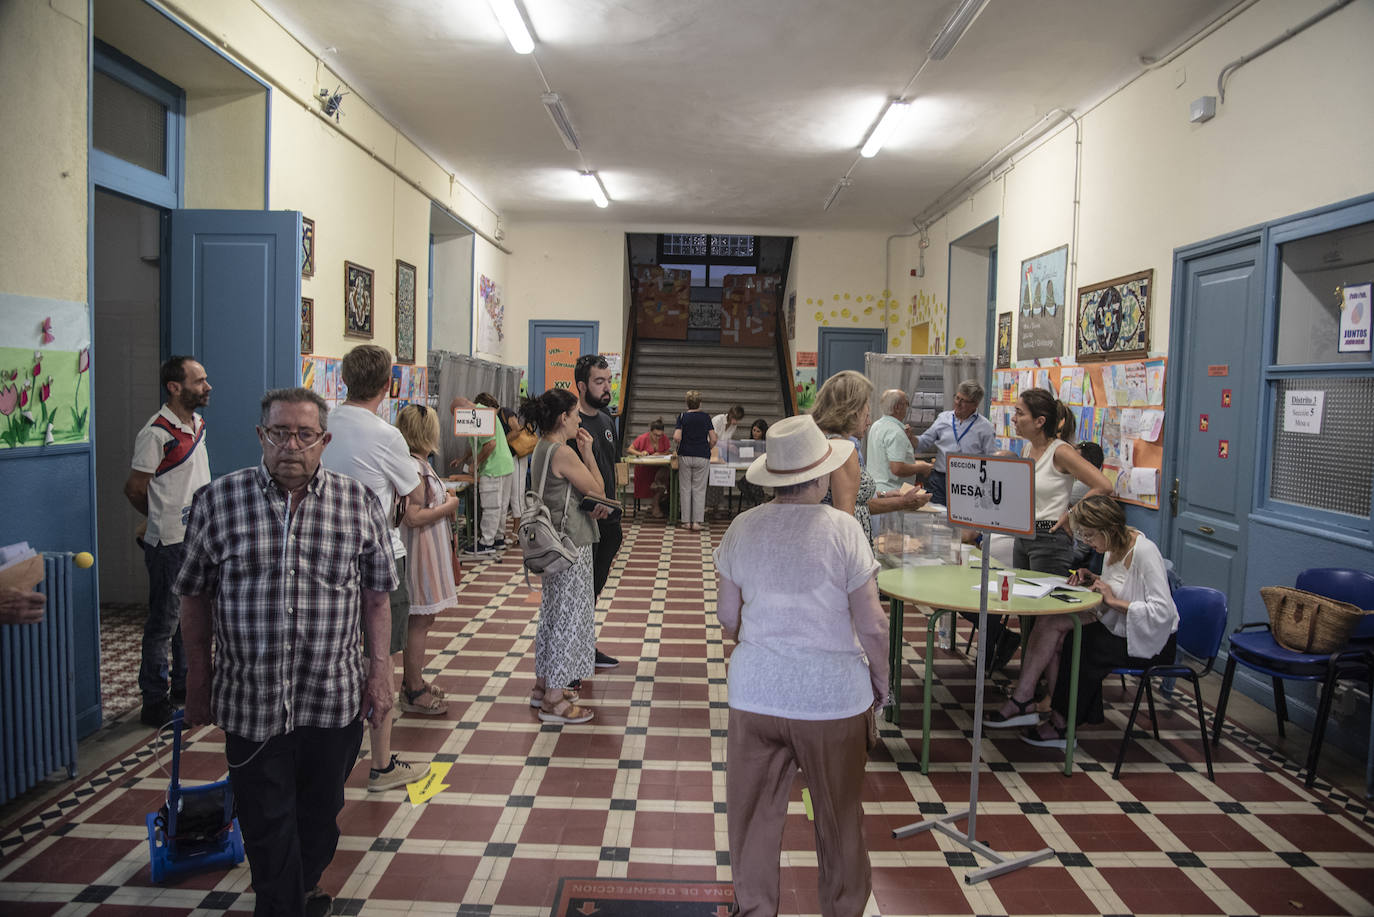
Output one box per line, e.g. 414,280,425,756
0,553,79,806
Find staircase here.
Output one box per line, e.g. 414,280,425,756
621,340,789,443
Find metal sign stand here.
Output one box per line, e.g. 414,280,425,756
891,454,1054,884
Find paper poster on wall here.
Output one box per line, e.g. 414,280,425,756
604,352,624,414
477,274,505,355
1283,390,1325,434
544,337,580,391
0,294,92,448
1339,282,1372,353
1016,245,1068,360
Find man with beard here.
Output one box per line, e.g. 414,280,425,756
571,353,620,673
124,355,213,728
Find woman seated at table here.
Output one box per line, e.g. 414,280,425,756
812,371,931,544
984,495,1179,749
627,417,671,517
714,414,888,917
736,418,770,506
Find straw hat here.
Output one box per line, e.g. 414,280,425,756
744,415,854,487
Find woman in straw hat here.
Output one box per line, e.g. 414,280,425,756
714,414,888,917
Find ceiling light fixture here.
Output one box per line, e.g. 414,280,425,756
822,177,852,212
487,0,534,54
860,99,911,158
580,170,609,208
542,92,581,151
928,0,989,60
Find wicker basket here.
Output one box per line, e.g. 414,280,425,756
1261,585,1365,654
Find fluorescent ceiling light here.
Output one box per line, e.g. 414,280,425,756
487,0,534,54
860,100,910,158
929,0,989,60
822,178,852,212
580,171,609,208
542,92,581,152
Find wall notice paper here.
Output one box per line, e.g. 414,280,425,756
453,407,497,437
1284,390,1325,435
1339,282,1371,353
1128,467,1159,497
708,464,737,487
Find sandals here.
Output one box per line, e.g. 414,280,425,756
529,685,580,708
1020,721,1072,750
538,691,595,724
983,696,1040,729
398,684,449,716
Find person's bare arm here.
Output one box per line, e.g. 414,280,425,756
360,588,394,727
124,470,152,515
717,575,743,641
402,490,460,527
868,488,931,516
475,440,495,466
829,450,860,515
180,593,214,727
551,437,605,499
888,458,932,481
848,576,890,706
1051,446,1113,531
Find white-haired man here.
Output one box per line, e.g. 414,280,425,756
866,389,931,493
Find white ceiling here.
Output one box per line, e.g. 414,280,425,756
255,0,1240,232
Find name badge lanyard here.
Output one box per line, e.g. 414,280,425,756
951,414,976,448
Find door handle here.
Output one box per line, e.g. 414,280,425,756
1169,477,1179,515
1198,525,1215,535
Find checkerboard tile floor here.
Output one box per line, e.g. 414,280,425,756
98,603,146,722
4,516,1374,916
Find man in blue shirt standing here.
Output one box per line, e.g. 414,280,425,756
917,380,996,505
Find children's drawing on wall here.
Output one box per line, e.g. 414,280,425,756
0,296,92,449
794,351,818,411
1017,245,1068,360
477,274,505,355
909,290,946,353
806,290,904,349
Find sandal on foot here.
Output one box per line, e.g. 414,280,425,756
538,692,594,724
983,696,1040,729
1020,722,1071,749
422,681,446,701
399,685,449,716
529,686,580,708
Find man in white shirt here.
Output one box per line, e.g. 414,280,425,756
865,389,932,493
916,380,996,505
124,356,212,728
711,404,745,442
321,345,431,792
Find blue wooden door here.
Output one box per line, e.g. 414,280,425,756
1165,235,1262,624
528,320,598,395
818,327,886,384
167,210,302,477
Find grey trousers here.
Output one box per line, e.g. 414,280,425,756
679,455,709,524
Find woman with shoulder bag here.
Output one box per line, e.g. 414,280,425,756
521,388,603,724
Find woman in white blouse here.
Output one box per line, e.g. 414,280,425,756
714,414,888,917
1004,495,1179,748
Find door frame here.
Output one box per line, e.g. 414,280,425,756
817,326,887,385
528,320,599,394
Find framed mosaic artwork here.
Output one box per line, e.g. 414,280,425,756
301,217,315,277
344,261,374,339
1076,269,1152,362
300,296,313,355
395,259,417,364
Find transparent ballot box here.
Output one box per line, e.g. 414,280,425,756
873,506,960,569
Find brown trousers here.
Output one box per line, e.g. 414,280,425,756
726,708,872,917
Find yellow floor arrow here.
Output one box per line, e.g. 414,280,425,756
407,762,452,805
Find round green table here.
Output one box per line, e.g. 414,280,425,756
877,563,1103,776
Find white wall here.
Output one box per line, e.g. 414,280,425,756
947,245,989,356
790,230,903,352
896,0,1374,364
431,232,474,355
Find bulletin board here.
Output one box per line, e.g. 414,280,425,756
301,355,428,425
989,356,1167,509
634,266,690,340
720,274,779,347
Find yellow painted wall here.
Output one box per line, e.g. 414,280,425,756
894,0,1374,365
0,0,88,303
185,90,266,209
790,230,905,352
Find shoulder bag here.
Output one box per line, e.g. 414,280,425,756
518,444,579,577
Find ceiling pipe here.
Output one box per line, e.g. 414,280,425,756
1217,0,1355,103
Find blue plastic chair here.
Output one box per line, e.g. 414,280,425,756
1211,568,1374,788
1111,586,1228,781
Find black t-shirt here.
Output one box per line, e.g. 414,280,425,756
571,406,617,498
676,410,714,458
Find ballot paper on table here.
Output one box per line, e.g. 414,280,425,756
971,581,1055,599
1020,575,1093,593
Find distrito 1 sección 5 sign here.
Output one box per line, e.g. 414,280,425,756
945,454,1035,536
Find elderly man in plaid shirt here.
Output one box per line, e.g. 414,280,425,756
177,387,396,917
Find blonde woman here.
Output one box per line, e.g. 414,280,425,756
811,370,929,543
674,389,717,531
395,404,461,716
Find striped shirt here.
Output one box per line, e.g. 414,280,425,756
174,463,397,741
130,405,210,545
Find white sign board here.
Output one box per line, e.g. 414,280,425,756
1283,390,1324,435
1339,282,1371,353
708,464,737,487
945,453,1035,536
453,407,497,437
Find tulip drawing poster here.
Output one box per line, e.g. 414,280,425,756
0,294,92,448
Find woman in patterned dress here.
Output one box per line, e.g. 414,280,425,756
395,404,461,716
520,388,603,724
811,371,929,544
